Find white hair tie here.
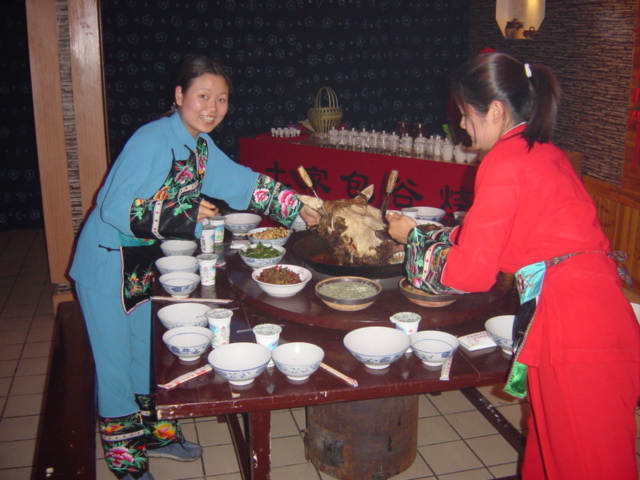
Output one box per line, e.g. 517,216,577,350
524,63,533,78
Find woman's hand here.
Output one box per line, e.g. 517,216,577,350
386,213,417,245
300,205,321,228
197,199,219,223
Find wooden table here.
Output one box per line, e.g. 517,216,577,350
153,234,519,479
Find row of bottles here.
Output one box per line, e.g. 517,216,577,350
319,127,479,163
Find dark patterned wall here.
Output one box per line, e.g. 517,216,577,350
467,0,636,184
0,0,42,231
101,0,471,162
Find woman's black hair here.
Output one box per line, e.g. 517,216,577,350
451,52,561,149
160,54,233,117
172,54,233,94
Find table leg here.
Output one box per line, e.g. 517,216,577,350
226,410,272,480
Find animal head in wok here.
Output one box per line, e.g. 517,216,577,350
297,185,400,264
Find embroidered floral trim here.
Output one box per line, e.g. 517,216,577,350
129,138,208,240
248,173,302,227
405,225,464,295
99,412,148,477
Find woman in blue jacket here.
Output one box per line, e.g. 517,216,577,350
70,54,318,480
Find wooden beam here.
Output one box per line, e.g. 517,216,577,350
68,0,110,215
26,0,75,284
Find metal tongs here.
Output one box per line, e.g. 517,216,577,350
380,170,398,223
297,165,329,217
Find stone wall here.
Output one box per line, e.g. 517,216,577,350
468,0,636,184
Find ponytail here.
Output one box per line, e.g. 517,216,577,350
523,63,561,147
451,52,561,149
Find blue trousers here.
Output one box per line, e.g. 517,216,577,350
76,283,152,418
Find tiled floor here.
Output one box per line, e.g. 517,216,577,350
0,228,639,480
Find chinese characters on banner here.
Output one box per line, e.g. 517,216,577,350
239,137,478,216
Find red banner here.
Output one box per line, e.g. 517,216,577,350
239,136,478,217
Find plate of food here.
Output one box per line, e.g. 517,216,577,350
398,277,460,308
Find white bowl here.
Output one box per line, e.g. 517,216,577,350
223,213,262,234
160,240,197,257
343,326,410,370
251,264,312,298
159,272,200,298
162,326,214,362
247,227,292,246
414,206,446,222
272,342,325,381
155,255,199,275
208,342,271,386
410,331,459,366
484,315,515,355
157,302,210,330
238,244,286,269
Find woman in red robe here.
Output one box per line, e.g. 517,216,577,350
388,52,640,480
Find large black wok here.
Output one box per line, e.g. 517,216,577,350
292,233,405,279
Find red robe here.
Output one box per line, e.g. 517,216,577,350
441,125,640,479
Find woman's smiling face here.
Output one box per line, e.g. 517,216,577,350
175,73,229,138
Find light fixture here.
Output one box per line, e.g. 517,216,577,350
496,0,545,39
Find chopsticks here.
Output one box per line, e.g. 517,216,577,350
380,170,398,222
151,296,233,304
320,362,358,387
298,165,329,217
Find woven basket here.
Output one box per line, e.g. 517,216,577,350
308,86,343,133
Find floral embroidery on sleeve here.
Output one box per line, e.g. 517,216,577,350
248,173,302,227
405,225,465,295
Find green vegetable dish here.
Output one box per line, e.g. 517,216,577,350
318,281,378,300
241,243,283,259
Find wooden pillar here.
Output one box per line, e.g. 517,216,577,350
26,0,109,310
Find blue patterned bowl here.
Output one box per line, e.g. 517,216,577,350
157,302,210,330
411,331,459,366
343,326,410,370
208,343,271,386
247,227,291,246
223,213,262,234
159,272,200,298
272,342,324,381
484,315,514,355
238,244,286,269
414,206,445,222
162,326,214,362
155,255,199,275
160,240,197,257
